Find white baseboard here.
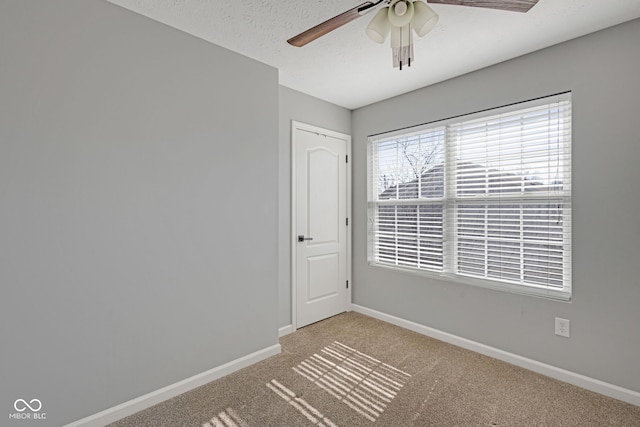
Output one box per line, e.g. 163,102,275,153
279,324,294,337
64,343,282,427
352,304,640,407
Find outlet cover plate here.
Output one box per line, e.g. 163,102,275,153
555,317,570,337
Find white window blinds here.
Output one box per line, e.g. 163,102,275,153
368,93,572,300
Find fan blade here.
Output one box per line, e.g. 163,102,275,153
287,2,374,47
426,0,539,13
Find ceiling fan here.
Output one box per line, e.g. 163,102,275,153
287,0,539,70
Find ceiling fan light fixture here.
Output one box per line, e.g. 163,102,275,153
387,0,415,28
394,1,408,16
412,1,439,37
366,7,391,43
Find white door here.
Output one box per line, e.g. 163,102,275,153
293,122,350,328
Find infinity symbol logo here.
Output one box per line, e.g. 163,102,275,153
14,399,42,412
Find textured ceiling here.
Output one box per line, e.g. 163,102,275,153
106,0,640,109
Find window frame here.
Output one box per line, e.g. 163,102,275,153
367,93,572,301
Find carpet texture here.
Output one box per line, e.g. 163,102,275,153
108,312,640,426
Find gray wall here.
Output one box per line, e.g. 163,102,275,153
352,19,640,393
0,1,279,426
278,87,351,328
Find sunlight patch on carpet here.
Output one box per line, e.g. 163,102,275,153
202,407,248,427
267,379,339,427
293,341,411,422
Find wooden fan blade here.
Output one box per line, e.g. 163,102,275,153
287,2,373,47
426,0,539,13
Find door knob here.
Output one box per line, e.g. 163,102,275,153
298,235,313,242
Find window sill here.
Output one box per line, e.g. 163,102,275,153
368,261,572,302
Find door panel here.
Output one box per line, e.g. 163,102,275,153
294,123,350,328
308,149,340,245
307,254,339,301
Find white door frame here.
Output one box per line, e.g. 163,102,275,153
291,121,352,332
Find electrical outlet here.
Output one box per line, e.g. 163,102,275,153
555,317,570,338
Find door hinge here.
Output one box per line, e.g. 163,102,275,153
346,155,348,163
346,280,349,289
346,218,349,226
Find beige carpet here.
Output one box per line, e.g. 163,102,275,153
109,312,640,426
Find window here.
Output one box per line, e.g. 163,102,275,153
368,93,572,300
